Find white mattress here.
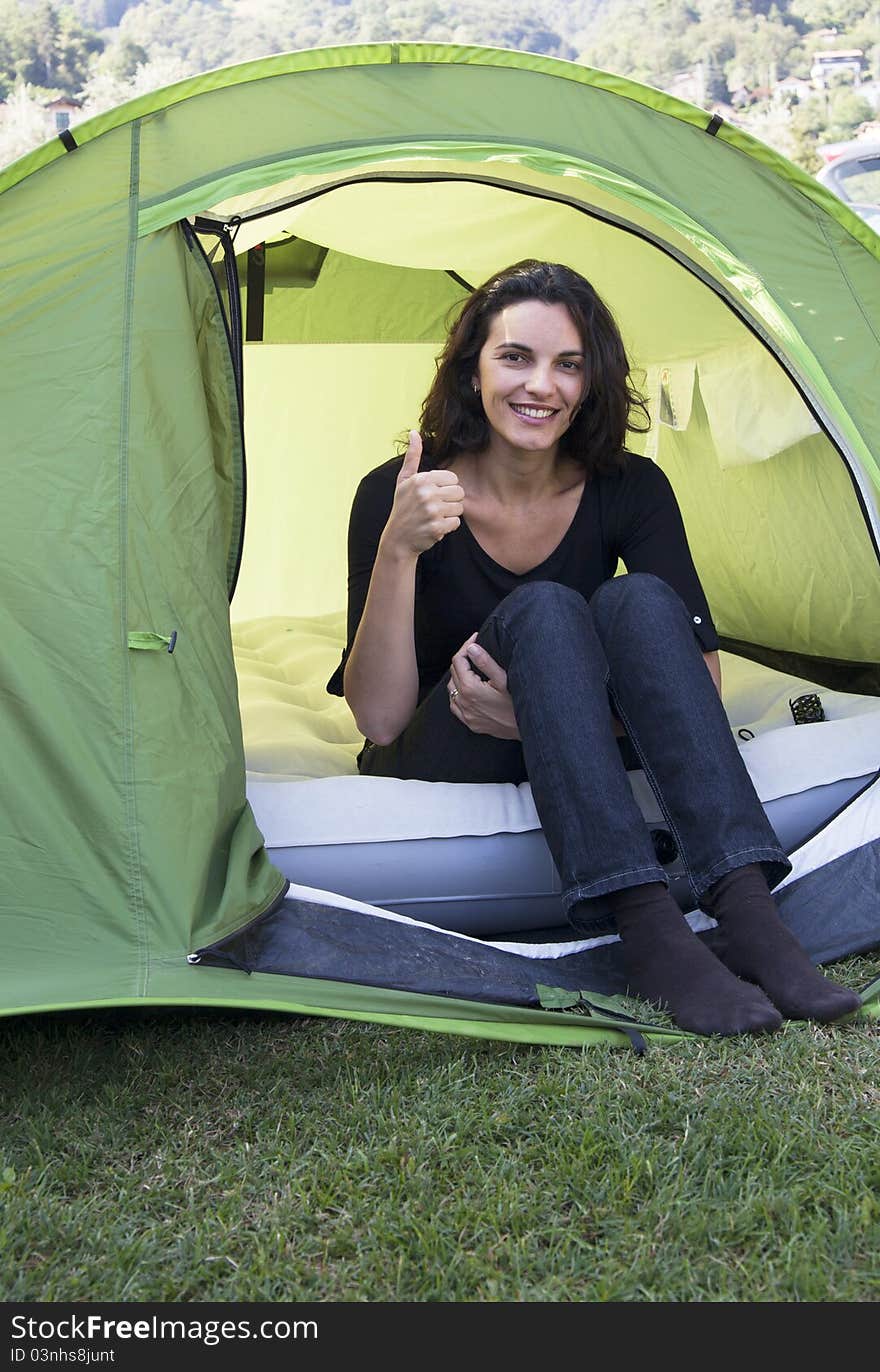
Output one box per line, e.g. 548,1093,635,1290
235,613,880,849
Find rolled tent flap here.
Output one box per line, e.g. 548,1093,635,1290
644,345,821,469
697,343,821,469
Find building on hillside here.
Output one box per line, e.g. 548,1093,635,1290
773,77,814,102
44,97,82,134
810,50,864,87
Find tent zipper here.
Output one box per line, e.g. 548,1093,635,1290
219,219,244,411
185,216,244,405
182,217,248,602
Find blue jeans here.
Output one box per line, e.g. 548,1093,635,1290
359,575,791,926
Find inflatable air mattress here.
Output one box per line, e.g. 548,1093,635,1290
235,614,879,938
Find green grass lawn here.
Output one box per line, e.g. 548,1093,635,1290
1,952,878,1303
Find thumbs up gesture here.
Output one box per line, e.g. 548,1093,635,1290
384,430,465,557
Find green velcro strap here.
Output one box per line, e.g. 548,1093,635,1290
127,630,178,653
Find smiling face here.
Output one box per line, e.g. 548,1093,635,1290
473,300,588,462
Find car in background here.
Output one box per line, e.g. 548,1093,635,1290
815,138,880,232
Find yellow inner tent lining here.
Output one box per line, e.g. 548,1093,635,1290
216,175,880,662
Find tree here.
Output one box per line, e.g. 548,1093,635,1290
0,2,21,99
785,82,873,169
10,1,103,92
92,35,148,78
78,47,192,115
0,81,50,167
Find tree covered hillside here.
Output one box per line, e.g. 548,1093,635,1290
582,0,880,166
1,0,878,170
583,0,880,93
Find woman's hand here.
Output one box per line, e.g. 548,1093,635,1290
381,431,465,558
448,635,520,740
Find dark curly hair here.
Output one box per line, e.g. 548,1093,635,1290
418,260,649,473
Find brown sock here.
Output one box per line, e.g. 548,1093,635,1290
605,882,781,1036
702,865,861,1023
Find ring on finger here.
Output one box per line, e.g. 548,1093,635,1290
449,686,459,702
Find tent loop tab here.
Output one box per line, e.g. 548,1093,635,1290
705,113,724,136
127,630,178,653
57,129,77,152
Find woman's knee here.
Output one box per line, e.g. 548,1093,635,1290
479,581,590,666
497,580,587,622
591,572,686,636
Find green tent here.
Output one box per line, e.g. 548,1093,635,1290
1,44,878,1047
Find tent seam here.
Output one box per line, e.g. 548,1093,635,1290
119,119,150,998
817,213,880,352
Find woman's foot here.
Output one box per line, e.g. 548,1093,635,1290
703,865,862,1023
604,883,782,1036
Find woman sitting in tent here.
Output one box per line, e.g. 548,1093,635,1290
327,259,860,1035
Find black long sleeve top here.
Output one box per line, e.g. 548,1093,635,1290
327,451,718,702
